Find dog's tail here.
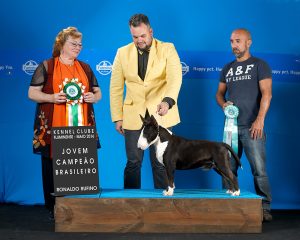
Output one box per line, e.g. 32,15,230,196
223,143,242,169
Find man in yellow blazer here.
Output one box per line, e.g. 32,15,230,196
110,14,182,189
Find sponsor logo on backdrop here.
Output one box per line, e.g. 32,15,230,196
96,60,112,75
22,60,38,75
181,61,189,76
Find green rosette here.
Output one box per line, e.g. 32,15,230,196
63,82,82,100
223,105,239,154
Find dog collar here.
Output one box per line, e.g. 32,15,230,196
148,125,160,146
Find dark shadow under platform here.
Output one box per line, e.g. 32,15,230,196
1,203,300,240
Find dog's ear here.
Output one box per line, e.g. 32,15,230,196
150,115,158,126
145,108,150,119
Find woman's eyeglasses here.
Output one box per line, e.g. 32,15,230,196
67,41,82,48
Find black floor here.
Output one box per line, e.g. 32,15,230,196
0,204,299,240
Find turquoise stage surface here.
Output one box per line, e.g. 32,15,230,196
66,189,261,199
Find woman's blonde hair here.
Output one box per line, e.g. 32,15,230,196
52,27,82,57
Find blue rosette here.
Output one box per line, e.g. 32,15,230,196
223,105,239,154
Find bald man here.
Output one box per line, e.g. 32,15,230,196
216,28,273,222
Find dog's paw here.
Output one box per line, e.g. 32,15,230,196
163,187,174,196
231,189,240,196
226,189,233,194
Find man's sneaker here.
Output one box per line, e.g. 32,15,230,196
263,209,272,222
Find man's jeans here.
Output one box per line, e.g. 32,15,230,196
124,129,169,189
223,127,272,210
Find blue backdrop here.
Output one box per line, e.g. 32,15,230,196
0,0,299,209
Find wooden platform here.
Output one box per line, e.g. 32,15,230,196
55,189,262,233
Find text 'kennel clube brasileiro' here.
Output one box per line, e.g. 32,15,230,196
137,110,241,196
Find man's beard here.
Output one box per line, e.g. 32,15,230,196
233,48,246,59
137,43,150,52
136,38,152,52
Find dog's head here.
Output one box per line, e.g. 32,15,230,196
137,109,159,150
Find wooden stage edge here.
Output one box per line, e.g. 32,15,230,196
55,189,262,233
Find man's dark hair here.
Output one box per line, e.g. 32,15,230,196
129,14,151,28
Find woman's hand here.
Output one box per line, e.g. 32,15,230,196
83,92,96,103
53,92,67,104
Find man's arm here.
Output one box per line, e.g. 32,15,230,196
216,82,232,109
110,49,125,122
110,49,125,135
158,44,182,116
250,78,272,139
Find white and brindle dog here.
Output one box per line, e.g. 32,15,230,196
137,110,241,196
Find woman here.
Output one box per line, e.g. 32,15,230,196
28,27,101,218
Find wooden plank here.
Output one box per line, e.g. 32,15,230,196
55,197,262,233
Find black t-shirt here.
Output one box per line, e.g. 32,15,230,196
220,56,272,127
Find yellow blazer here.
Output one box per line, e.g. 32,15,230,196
110,38,182,130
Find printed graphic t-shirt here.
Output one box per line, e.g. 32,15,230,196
220,56,272,127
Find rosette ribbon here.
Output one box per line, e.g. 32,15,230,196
223,105,239,154
60,78,86,126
